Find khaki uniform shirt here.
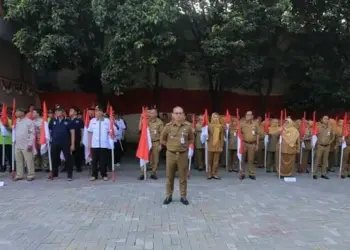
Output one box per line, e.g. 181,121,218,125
148,118,164,142
161,121,194,152
228,128,237,150
207,124,224,152
317,124,334,146
241,121,258,143
195,123,204,149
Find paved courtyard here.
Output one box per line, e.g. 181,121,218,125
1,160,350,250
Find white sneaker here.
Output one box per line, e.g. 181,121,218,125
116,163,121,167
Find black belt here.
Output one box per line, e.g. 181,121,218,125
318,144,330,147
168,150,187,154
244,141,256,144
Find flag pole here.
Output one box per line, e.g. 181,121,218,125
264,141,267,171
311,146,314,178
2,140,4,167
225,125,229,171
111,148,115,181
278,137,282,179
188,157,192,179
144,163,147,180
339,136,345,178
205,141,208,172
47,141,53,180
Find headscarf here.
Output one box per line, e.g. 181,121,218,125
282,118,299,147
211,113,221,146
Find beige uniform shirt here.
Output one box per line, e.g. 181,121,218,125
161,121,194,152
15,117,35,150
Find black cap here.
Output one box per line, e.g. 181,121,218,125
95,105,104,112
55,105,64,111
70,106,79,113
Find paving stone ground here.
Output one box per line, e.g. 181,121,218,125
0,159,350,250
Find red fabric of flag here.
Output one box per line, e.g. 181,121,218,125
1,103,8,126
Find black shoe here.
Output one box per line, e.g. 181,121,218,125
76,169,82,173
249,175,256,180
212,176,221,180
313,175,317,179
306,169,310,174
138,175,144,180
228,169,233,172
163,196,172,205
341,175,346,179
180,197,189,205
240,174,245,180
348,175,350,178
60,168,67,172
207,176,212,180
321,175,329,179
266,170,271,173
35,169,42,172
198,168,204,172
150,174,158,180
67,177,73,181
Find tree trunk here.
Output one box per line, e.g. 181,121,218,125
153,70,161,109
208,73,221,112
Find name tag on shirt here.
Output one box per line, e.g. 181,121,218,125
252,130,256,135
180,137,185,144
154,130,157,134
327,131,330,136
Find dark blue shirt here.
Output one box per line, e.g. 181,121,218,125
70,117,84,145
49,118,74,145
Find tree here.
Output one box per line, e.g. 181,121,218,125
92,0,183,108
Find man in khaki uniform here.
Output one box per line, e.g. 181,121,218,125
161,106,194,205
138,107,164,180
32,109,49,172
313,115,334,179
241,111,259,179
194,115,205,171
14,108,35,181
266,118,280,173
340,122,350,178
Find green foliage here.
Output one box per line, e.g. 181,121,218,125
4,0,100,71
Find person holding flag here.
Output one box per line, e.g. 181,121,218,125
299,118,312,173
161,106,194,205
313,115,334,179
33,108,49,172
49,105,75,181
227,117,238,172
69,106,84,172
88,105,115,181
241,111,259,180
137,106,163,180
207,112,225,179
194,115,205,171
13,107,35,181
266,118,280,173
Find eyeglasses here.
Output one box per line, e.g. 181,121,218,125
173,112,183,115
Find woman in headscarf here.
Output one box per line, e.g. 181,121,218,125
266,118,280,173
207,112,225,179
276,118,300,177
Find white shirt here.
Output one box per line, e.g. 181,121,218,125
114,119,126,141
88,118,114,148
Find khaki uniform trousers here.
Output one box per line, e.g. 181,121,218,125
34,151,49,171
299,148,311,172
166,150,188,197
266,151,277,172
227,149,237,171
208,151,221,177
244,143,256,176
195,148,204,170
341,146,350,176
313,144,330,175
16,148,35,179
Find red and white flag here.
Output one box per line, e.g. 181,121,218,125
311,111,318,148
236,108,244,162
342,112,348,149
188,114,195,159
224,109,231,138
1,103,9,136
264,113,270,147
200,109,208,144
82,108,91,163
136,107,152,167
39,101,50,154
279,110,283,145
11,99,16,143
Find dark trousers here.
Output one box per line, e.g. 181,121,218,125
73,145,83,171
52,143,73,178
0,144,12,168
91,148,108,178
114,140,123,164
